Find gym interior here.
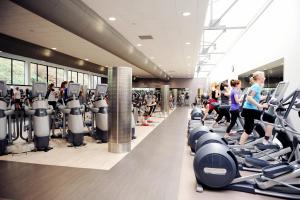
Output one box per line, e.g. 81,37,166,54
0,0,300,200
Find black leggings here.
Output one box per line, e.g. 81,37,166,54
242,108,275,135
208,107,219,115
215,107,230,123
226,109,240,133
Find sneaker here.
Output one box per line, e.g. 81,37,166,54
262,139,274,145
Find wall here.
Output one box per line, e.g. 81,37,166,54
209,0,300,130
133,78,207,104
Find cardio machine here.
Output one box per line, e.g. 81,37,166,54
25,82,53,151
193,87,300,199
89,84,108,143
0,81,13,155
59,83,86,146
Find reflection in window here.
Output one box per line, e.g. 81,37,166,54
12,60,25,85
38,64,47,83
0,57,12,84
48,66,56,86
30,63,37,84
57,68,64,87
78,73,83,85
84,73,89,87
71,71,77,83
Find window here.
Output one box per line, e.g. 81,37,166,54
0,57,12,84
93,75,98,89
48,66,56,86
84,73,89,87
37,64,47,83
78,72,83,85
71,71,77,82
102,77,108,84
97,76,101,85
30,63,37,84
57,68,64,87
68,70,72,82
12,60,25,85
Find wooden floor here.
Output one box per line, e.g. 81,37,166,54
0,107,189,200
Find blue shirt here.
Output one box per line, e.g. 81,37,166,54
243,83,261,110
230,88,240,111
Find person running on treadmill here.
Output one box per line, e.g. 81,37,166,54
224,79,243,138
239,71,275,145
211,82,230,128
14,87,21,110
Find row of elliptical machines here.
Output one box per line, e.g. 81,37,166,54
187,81,300,199
0,81,53,155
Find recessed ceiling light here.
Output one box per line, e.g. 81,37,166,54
137,44,142,47
108,17,116,21
51,47,57,50
187,56,191,59
182,12,191,17
185,42,191,45
84,58,89,61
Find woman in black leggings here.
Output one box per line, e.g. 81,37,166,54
211,82,230,128
224,79,242,138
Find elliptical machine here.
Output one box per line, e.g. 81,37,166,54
0,81,13,155
25,82,53,151
59,83,86,146
89,84,108,143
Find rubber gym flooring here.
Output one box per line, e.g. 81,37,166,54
0,107,279,200
0,107,189,200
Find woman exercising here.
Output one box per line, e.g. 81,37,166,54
211,82,231,128
239,71,275,145
224,79,242,138
203,83,220,121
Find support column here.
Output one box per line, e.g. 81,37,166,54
108,67,132,153
160,85,170,116
172,89,178,107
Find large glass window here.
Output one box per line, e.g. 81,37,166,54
71,71,77,83
12,60,25,85
30,63,37,84
97,76,101,85
84,74,89,87
78,72,83,85
57,68,64,87
67,71,72,82
37,64,47,83
93,75,98,89
0,57,12,84
48,66,56,86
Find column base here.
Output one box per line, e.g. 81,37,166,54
108,142,131,153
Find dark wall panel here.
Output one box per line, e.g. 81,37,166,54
0,33,107,75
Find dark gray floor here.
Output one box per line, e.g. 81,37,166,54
0,107,189,200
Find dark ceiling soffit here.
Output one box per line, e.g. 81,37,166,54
11,0,169,80
0,33,107,75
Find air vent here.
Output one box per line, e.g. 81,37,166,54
138,35,154,40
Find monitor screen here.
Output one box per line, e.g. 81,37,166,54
67,83,81,97
95,84,107,97
272,81,289,99
32,82,47,97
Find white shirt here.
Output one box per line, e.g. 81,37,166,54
14,90,21,99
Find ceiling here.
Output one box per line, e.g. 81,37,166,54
0,0,208,78
0,0,151,77
82,0,208,78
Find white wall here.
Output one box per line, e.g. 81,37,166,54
209,0,300,129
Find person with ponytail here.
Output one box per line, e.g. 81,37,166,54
224,79,242,138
